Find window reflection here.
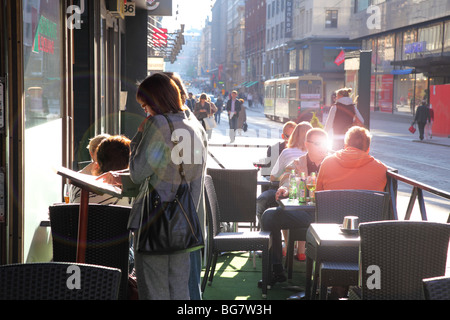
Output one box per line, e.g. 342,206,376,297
23,0,62,128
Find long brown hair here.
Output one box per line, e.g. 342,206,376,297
136,73,186,114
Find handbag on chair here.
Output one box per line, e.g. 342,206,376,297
136,115,204,255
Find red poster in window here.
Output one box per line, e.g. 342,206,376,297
334,50,345,66
378,74,393,113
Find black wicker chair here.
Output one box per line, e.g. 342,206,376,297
49,203,131,300
423,276,450,300
206,168,258,229
349,221,450,300
0,262,121,300
306,189,390,299
202,175,271,299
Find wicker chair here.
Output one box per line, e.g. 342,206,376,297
206,168,258,228
49,203,131,300
349,221,450,300
306,190,390,299
423,276,450,300
202,175,271,299
0,262,121,300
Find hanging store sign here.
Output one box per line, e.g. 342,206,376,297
285,0,293,38
404,41,427,54
135,0,172,16
148,57,165,72
152,27,168,47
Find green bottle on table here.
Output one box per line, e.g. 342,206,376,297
298,172,306,203
288,170,297,200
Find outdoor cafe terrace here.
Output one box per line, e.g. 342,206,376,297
1,138,449,301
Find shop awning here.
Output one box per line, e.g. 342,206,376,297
245,81,259,88
238,81,249,87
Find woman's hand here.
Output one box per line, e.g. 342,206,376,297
96,171,123,186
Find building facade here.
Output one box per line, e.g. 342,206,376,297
245,0,266,101
349,0,450,126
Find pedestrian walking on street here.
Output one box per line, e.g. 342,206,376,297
413,100,431,141
226,90,242,143
324,87,364,151
215,95,223,124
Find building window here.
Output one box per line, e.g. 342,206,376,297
289,50,296,72
325,10,338,28
267,3,270,19
444,21,450,53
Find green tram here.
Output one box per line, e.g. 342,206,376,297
264,75,324,123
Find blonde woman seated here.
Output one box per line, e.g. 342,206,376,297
70,135,133,206
79,134,110,175
269,121,313,182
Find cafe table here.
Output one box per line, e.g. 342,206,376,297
305,223,360,299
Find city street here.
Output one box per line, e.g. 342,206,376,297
206,104,450,223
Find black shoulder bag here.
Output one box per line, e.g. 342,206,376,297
136,114,204,255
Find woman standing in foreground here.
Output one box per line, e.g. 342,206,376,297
100,73,207,299
133,73,207,299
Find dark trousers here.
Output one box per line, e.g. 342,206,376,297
261,207,314,267
418,121,426,140
229,115,238,141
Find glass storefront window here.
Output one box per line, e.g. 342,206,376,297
23,0,63,262
402,29,417,60
418,23,442,55
23,1,62,129
443,21,450,54
376,34,394,73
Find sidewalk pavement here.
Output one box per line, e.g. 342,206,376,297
245,103,450,148
370,111,450,148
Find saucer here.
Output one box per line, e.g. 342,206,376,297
339,225,359,235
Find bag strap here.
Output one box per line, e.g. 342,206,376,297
161,114,187,182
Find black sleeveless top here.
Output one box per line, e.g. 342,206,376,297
333,103,355,135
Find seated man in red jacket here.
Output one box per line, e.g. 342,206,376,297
262,126,387,288
316,126,387,192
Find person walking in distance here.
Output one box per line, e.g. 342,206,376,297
226,90,242,143
413,100,431,141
